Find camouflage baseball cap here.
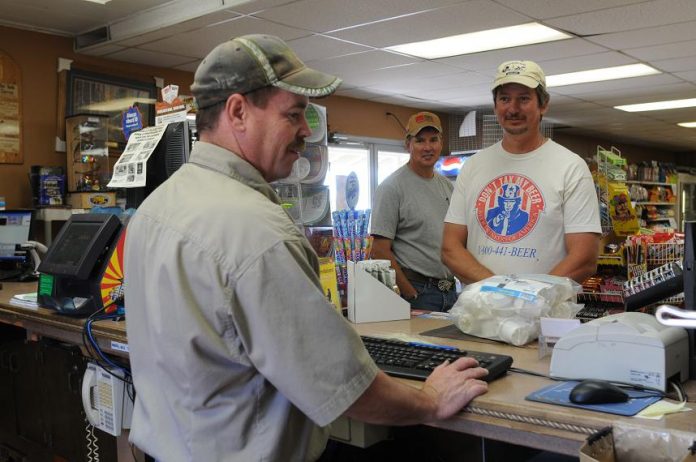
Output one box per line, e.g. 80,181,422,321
191,34,342,109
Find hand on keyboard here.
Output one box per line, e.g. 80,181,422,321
422,356,489,419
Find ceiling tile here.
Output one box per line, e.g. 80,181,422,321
308,50,418,77
585,20,696,50
328,0,527,48
494,0,646,20
135,15,309,57
625,39,696,61
103,47,196,68
253,0,465,34
437,39,605,74
538,52,636,74
549,74,681,97
364,71,488,93
287,35,373,62
652,56,696,73
116,10,241,47
546,0,696,35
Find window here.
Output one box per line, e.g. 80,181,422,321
324,137,407,213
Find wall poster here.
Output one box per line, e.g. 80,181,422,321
0,50,22,164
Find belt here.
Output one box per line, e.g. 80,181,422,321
401,268,454,292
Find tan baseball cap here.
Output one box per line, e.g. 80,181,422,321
191,34,342,110
405,111,442,138
491,60,546,91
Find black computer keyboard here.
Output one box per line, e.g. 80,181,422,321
361,336,513,382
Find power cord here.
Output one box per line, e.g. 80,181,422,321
385,112,406,133
82,307,132,388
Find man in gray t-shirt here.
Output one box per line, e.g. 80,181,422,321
371,111,456,312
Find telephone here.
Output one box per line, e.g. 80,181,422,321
81,362,133,437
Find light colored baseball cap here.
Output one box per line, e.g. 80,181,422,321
191,34,342,109
491,60,546,91
405,111,442,138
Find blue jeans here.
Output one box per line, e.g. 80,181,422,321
406,279,457,312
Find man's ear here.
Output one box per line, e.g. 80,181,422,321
225,94,247,131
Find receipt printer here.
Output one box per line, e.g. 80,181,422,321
549,312,689,391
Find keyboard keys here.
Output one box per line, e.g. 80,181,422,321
361,336,513,382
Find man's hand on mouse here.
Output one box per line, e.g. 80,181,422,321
422,357,489,420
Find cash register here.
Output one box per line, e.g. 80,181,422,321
37,213,122,316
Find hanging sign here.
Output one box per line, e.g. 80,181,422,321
122,105,143,141
0,50,21,164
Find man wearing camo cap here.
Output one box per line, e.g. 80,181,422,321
125,34,488,462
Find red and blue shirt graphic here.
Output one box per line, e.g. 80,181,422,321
476,174,545,243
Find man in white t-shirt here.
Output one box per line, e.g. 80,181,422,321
442,60,601,284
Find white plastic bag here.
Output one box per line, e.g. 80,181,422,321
449,274,582,346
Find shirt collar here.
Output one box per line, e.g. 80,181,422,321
188,141,281,204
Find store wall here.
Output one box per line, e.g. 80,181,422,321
0,25,194,208
0,24,690,209
0,25,449,208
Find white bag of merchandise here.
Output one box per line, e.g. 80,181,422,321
449,274,582,346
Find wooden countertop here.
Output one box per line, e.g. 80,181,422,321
0,281,127,354
355,318,696,454
2,281,695,455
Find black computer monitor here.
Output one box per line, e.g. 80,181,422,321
39,213,121,281
0,209,35,264
126,120,193,209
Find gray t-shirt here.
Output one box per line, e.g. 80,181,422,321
371,164,454,280
125,142,378,462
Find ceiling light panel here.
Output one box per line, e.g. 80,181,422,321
615,98,696,112
385,23,570,60
546,64,660,87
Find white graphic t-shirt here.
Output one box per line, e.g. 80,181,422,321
445,140,601,275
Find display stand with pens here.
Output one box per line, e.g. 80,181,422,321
332,209,372,306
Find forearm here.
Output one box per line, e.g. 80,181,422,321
343,372,436,425
549,257,597,283
549,233,600,283
442,246,494,284
345,358,488,425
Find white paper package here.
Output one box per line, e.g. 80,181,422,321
449,274,582,346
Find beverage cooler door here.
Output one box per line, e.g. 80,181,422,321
678,173,696,231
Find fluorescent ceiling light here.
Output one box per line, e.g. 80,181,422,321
385,23,570,59
83,0,111,4
615,98,696,112
678,121,696,128
546,64,660,87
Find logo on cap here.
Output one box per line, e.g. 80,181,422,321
502,62,527,76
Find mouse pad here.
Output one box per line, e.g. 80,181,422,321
526,381,662,416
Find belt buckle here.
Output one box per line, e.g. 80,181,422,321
437,279,453,292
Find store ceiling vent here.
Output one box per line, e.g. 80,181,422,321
74,26,111,50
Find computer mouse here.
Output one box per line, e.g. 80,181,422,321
569,379,629,405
